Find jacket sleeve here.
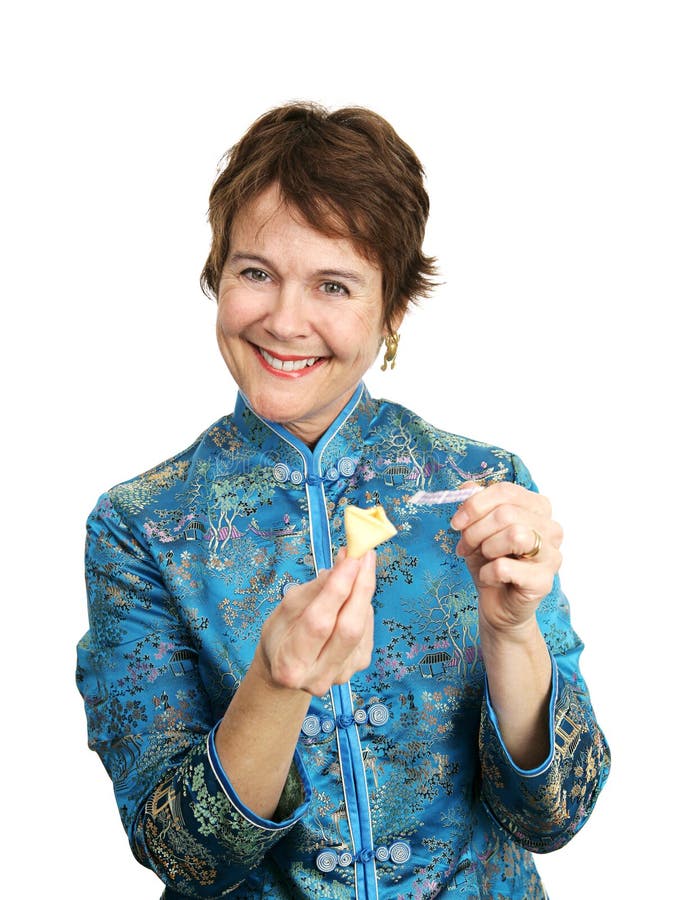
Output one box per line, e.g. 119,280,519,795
477,455,611,853
76,493,312,896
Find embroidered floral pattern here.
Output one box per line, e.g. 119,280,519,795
77,387,609,898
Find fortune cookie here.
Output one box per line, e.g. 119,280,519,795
344,504,397,558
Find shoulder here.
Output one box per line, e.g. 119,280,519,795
368,396,533,488
96,412,240,523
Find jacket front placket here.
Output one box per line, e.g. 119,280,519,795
247,385,380,900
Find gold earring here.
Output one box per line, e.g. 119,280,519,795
381,333,400,371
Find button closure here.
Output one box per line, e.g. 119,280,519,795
367,703,389,726
273,463,290,483
301,715,321,737
388,841,411,864
316,842,411,872
338,457,357,477
316,850,338,873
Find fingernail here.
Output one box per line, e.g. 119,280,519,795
451,512,468,530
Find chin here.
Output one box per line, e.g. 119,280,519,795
245,389,304,425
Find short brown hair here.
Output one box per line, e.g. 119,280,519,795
200,102,437,332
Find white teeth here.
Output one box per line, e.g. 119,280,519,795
259,348,319,372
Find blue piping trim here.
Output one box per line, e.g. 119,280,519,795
236,382,364,466
207,724,312,830
483,653,559,777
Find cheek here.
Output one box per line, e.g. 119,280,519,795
216,295,251,340
326,307,383,361
356,319,386,364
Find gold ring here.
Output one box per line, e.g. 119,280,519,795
521,529,542,559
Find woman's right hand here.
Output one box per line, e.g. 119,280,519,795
255,548,377,697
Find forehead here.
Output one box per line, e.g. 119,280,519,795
231,184,379,273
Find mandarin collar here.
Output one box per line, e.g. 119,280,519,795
233,383,378,484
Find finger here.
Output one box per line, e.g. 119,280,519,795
448,482,485,524
315,550,376,666
325,546,347,570
456,504,557,557
451,481,550,531
474,523,561,562
476,555,558,600
320,602,375,692
268,554,361,679
280,569,329,612
297,552,376,695
296,555,364,659
333,610,375,687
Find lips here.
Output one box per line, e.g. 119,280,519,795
254,344,326,376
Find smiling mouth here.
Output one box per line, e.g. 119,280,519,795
255,345,324,374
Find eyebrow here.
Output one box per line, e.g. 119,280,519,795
228,253,273,268
315,268,366,286
228,253,367,286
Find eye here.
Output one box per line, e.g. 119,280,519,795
320,281,349,297
241,267,271,284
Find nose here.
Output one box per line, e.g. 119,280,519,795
263,282,310,340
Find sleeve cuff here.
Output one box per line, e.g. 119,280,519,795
483,653,559,777
207,722,313,830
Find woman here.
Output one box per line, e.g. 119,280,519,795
77,102,609,899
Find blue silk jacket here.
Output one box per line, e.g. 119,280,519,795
76,385,609,899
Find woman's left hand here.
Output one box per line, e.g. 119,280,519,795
451,482,563,637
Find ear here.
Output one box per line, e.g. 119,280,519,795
383,304,407,338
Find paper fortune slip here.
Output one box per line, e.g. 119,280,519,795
410,485,484,505
344,504,397,558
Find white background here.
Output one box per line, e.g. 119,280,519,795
2,1,690,896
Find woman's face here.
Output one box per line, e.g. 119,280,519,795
216,184,395,446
